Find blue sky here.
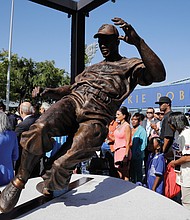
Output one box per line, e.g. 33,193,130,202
1,0,190,87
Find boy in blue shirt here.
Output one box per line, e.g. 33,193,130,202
147,136,166,194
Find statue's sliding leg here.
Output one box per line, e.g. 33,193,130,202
36,121,107,197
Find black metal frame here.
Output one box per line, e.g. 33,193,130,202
29,0,111,83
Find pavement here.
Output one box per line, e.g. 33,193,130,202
0,174,190,220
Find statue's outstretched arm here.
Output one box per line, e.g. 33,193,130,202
32,85,72,100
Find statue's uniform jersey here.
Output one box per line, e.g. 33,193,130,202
69,57,146,124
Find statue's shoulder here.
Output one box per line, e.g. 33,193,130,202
114,57,142,69
122,56,142,63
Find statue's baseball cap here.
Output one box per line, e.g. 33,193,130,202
94,24,119,38
155,96,172,104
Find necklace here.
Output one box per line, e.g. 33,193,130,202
117,121,126,130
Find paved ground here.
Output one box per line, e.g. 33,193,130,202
0,174,190,220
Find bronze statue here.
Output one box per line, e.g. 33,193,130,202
0,17,166,213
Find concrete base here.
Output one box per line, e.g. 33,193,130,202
0,174,190,219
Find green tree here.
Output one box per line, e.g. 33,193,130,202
12,57,36,102
0,50,21,101
0,50,7,99
33,60,69,88
0,50,70,103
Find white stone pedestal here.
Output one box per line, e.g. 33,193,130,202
0,174,190,219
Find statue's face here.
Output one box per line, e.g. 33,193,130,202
98,35,118,58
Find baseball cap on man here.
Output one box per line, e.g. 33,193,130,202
185,109,190,116
94,24,119,38
155,96,171,104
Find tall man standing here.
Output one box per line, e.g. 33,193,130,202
155,96,174,162
0,17,166,213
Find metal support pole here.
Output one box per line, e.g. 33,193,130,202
29,0,113,83
70,11,85,84
6,0,15,111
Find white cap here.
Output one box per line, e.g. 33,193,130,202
154,108,161,114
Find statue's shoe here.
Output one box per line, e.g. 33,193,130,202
0,181,22,213
36,181,68,198
36,181,53,197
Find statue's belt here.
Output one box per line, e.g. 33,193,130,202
82,86,111,104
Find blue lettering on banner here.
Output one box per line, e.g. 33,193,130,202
122,82,190,109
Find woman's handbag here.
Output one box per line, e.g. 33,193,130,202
164,164,181,198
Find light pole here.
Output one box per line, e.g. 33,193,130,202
85,42,98,66
6,0,15,111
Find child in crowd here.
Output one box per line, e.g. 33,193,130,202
146,136,166,194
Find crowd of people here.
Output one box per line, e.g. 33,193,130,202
0,100,63,185
93,96,190,210
1,96,190,210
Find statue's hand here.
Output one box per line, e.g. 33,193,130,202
32,86,41,98
32,86,52,98
111,17,141,46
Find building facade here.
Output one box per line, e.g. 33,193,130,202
122,81,190,114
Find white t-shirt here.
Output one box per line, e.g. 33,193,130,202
146,120,151,137
174,127,190,187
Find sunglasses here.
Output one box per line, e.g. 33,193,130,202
156,113,164,115
146,112,153,114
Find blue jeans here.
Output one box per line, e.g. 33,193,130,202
101,142,113,158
